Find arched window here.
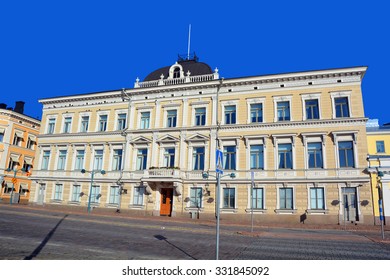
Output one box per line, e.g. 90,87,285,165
173,67,180,78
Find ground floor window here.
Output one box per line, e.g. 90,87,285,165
223,188,235,209
251,188,264,209
279,187,293,209
310,187,325,210
109,186,120,205
190,187,203,208
71,185,81,202
54,184,63,200
90,186,101,204
133,186,145,205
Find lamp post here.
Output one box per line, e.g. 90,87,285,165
377,169,385,240
81,169,106,214
6,167,26,205
202,171,236,260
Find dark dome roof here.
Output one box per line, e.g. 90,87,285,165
144,59,213,81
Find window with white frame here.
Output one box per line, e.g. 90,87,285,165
192,147,205,170
117,113,127,130
133,186,145,205
63,117,72,133
194,107,206,126
223,146,236,170
308,142,323,169
26,135,36,150
93,149,103,170
19,184,29,197
140,111,150,129
98,115,108,132
112,149,123,171
8,155,19,170
166,110,177,128
163,148,175,168
338,141,355,168
136,149,148,170
41,151,50,170
80,116,89,132
13,131,23,146
54,184,63,200
74,150,85,170
223,187,235,209
224,105,236,124
22,158,33,172
250,145,264,170
109,186,120,204
4,182,15,194
189,187,203,208
310,187,325,210
71,185,81,202
47,117,56,134
376,141,385,153
279,187,293,209
331,91,351,119
278,144,293,169
250,103,263,123
57,150,67,170
305,99,320,120
277,101,290,121
90,185,101,203
251,188,264,209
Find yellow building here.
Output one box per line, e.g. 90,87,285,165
29,56,373,224
366,119,390,225
0,102,40,204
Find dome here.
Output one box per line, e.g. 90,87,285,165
143,56,213,82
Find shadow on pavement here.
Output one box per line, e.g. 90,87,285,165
154,234,197,260
24,214,68,260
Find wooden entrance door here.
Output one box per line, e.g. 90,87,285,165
160,188,173,216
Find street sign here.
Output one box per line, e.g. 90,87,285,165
11,178,17,184
216,149,223,174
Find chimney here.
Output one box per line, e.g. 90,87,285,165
14,101,25,114
0,103,6,109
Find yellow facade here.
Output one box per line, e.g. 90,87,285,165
366,120,390,224
29,62,373,224
0,104,40,204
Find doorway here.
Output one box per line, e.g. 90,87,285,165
160,188,173,216
342,187,359,222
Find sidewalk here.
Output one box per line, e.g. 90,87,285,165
3,203,390,243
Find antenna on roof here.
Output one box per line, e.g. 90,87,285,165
187,24,191,60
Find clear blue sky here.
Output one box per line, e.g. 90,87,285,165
1,1,389,123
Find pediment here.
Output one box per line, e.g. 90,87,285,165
185,133,209,142
157,134,180,143
130,136,152,144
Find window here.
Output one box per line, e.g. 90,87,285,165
223,146,236,170
0,128,5,142
57,150,67,170
54,184,63,200
163,148,175,168
112,149,123,171
140,112,150,129
251,188,264,209
224,105,236,124
277,101,290,121
4,183,15,194
90,186,101,203
278,144,292,169
136,149,148,170
117,113,127,130
250,103,263,123
75,150,85,170
71,185,81,202
22,159,32,172
109,186,120,204
250,145,264,169
279,187,293,209
41,151,50,170
166,110,177,128
93,150,103,170
63,117,72,133
13,132,23,146
335,97,350,118
195,107,206,126
99,115,108,131
80,116,89,132
133,186,145,205
376,141,385,153
305,99,319,120
193,147,205,170
308,142,323,168
310,187,325,210
8,158,19,170
26,137,36,150
190,187,203,208
173,67,180,78
338,141,354,168
47,118,56,134
223,188,235,209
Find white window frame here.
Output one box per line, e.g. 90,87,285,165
246,97,266,124
332,131,358,168
165,109,178,128
301,133,327,169
73,148,86,170
132,186,145,206
46,116,57,134
115,110,128,131
306,183,327,213
244,135,267,170
70,184,81,203
220,137,240,171
108,185,120,205
188,186,204,209
276,184,296,213
56,149,68,170
221,100,239,125
330,91,352,119
61,114,73,134
78,113,91,133
246,184,266,212
186,137,209,171
110,147,123,171
273,95,293,122
40,150,51,170
301,93,322,120
192,105,207,126
272,134,296,170
96,111,109,132
220,185,237,212
138,110,151,129
53,183,63,201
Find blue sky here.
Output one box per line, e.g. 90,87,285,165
1,1,389,123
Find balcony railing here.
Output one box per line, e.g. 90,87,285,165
134,73,218,88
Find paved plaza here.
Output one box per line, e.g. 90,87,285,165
0,204,389,260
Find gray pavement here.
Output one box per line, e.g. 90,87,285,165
0,204,389,260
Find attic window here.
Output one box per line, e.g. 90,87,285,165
173,67,180,78
308,82,313,85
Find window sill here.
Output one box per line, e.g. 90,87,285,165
245,208,267,214
274,209,297,214
50,199,63,204
67,201,80,205
105,203,119,208
220,208,238,213
306,209,329,215
185,207,204,212
128,204,145,210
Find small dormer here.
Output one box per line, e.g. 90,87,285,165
168,62,184,79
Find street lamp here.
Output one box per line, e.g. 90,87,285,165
6,167,26,205
81,169,106,214
376,169,385,240
202,170,236,260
